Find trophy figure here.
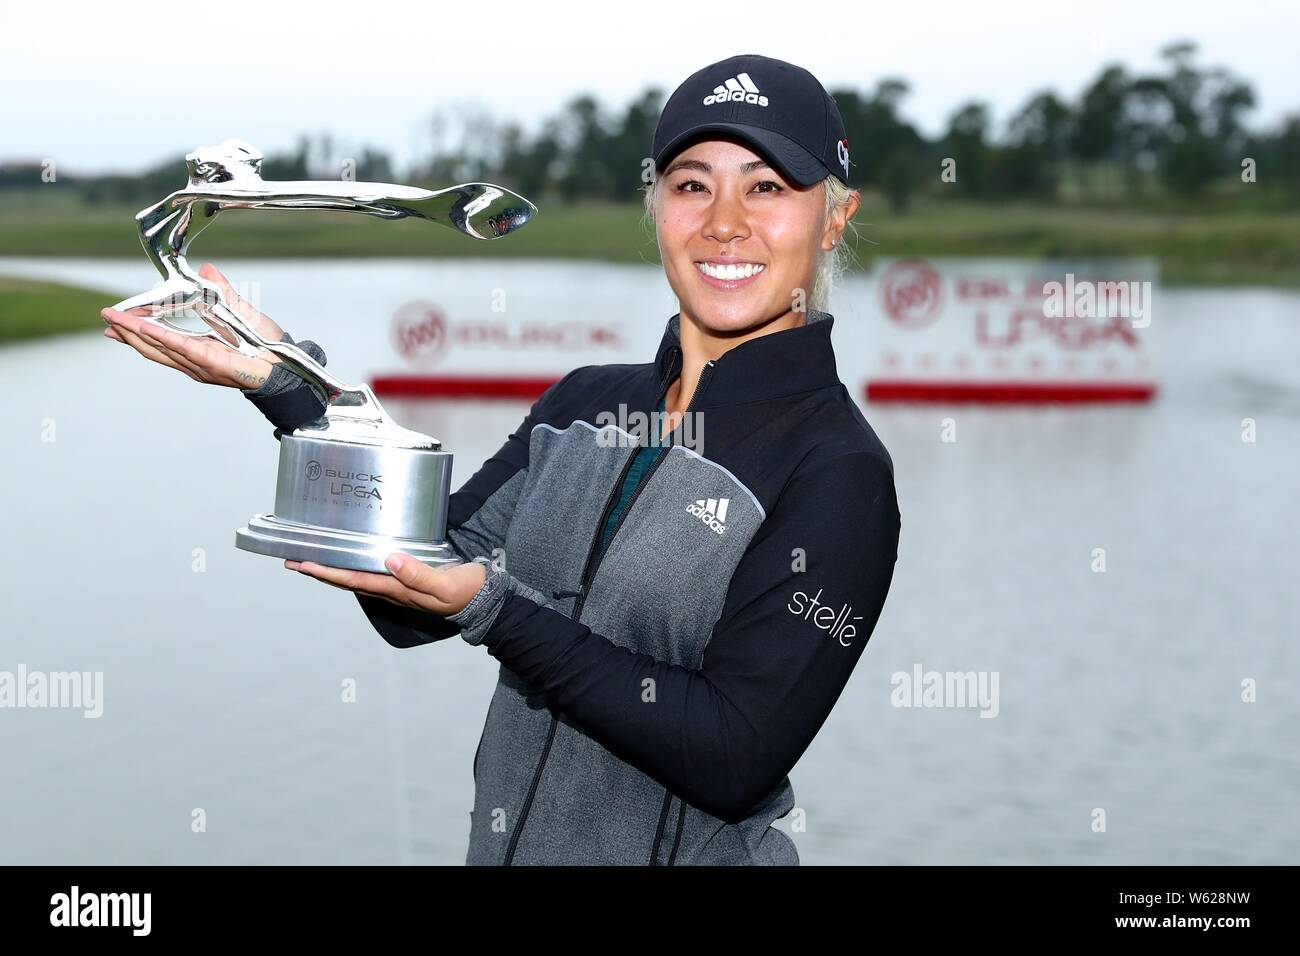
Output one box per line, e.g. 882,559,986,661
112,139,537,572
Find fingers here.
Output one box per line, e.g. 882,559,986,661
102,308,203,380
141,320,241,383
388,554,486,614
385,553,452,599
198,262,284,341
103,306,273,388
198,262,244,311
103,307,169,341
105,308,214,381
287,560,391,593
286,558,460,614
197,262,228,284
150,338,211,381
288,561,406,600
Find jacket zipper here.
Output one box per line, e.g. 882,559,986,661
666,799,687,865
645,359,717,865
503,347,695,865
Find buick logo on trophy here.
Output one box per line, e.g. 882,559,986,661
111,139,537,572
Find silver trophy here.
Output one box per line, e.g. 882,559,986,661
112,139,537,572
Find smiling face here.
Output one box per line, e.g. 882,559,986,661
654,136,842,336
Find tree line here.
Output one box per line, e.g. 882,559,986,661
5,41,1296,210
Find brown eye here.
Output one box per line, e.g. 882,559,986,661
753,180,784,194
675,179,707,193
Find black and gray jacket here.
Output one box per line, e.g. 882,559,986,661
246,309,901,865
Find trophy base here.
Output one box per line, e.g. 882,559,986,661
235,513,460,573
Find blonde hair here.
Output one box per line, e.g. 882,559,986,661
641,171,859,313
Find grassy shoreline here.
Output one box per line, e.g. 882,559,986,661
2,194,1298,287
0,278,119,344
4,195,1298,344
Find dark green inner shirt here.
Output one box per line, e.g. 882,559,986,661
597,395,669,556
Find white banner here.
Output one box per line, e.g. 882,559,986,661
857,257,1159,400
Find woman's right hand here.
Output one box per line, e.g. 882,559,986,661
101,263,286,390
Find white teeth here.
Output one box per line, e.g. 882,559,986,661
696,261,765,281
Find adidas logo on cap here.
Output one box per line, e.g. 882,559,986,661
702,73,768,108
687,497,730,534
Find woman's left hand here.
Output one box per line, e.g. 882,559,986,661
286,553,488,615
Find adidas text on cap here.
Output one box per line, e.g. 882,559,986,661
652,53,852,188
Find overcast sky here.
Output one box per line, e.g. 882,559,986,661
2,0,1295,175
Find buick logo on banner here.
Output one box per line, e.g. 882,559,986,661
880,258,944,330
391,300,624,367
392,301,450,366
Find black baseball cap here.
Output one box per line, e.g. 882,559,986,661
652,53,852,188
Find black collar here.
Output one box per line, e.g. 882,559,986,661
653,309,841,407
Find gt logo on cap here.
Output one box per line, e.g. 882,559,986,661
837,138,850,178
703,72,769,108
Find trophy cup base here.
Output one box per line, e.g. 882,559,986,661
235,513,461,573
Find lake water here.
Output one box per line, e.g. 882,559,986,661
1,257,1297,865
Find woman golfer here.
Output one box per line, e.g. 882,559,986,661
102,53,901,865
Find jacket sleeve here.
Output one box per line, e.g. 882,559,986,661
449,450,901,822
241,332,330,432
353,369,581,650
